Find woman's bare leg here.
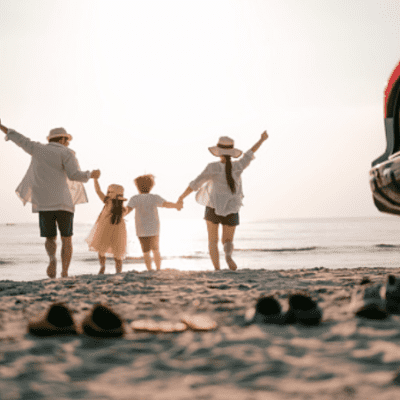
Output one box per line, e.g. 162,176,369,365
222,225,237,271
206,221,220,270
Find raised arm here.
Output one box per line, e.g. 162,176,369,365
250,130,268,153
0,119,8,134
0,119,37,155
93,177,106,202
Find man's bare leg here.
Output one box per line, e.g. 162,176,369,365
61,236,72,278
45,236,57,278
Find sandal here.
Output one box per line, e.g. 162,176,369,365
82,304,124,338
28,302,77,337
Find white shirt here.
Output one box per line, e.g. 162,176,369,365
127,193,166,237
189,150,255,216
5,129,90,213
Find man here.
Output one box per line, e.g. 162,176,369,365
0,119,100,278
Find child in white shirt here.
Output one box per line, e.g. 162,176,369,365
125,174,181,271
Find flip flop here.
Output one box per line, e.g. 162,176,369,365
82,304,124,338
28,302,78,337
181,314,218,331
131,319,187,333
249,296,288,325
286,294,322,326
352,284,388,320
386,275,400,315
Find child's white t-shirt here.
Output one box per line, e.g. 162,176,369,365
127,194,165,237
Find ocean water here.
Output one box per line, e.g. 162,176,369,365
1,216,400,281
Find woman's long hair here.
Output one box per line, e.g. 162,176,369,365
224,155,236,194
104,197,124,225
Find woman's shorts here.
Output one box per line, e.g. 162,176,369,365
204,207,239,226
39,211,74,238
138,235,159,253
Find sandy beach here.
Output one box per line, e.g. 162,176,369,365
2,266,400,399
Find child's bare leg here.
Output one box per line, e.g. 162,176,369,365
143,252,152,271
153,250,161,270
115,258,123,274
98,253,106,274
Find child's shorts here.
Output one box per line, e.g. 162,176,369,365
138,235,159,253
204,207,239,226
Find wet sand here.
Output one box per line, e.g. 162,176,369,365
2,266,400,399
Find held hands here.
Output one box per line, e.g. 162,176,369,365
177,198,184,211
91,170,101,179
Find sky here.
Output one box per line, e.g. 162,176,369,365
0,0,400,224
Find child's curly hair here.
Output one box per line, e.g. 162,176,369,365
134,174,155,194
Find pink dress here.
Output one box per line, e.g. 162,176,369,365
86,200,127,260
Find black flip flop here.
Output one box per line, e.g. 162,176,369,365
286,294,322,326
81,304,124,338
28,302,78,337
250,296,288,325
386,275,400,315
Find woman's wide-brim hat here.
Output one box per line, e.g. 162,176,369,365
108,184,127,201
47,127,73,141
209,136,242,158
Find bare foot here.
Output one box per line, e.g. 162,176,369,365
61,270,69,278
115,260,122,274
225,255,237,271
46,257,57,278
98,266,105,275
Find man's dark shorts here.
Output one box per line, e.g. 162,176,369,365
39,211,74,238
204,207,239,226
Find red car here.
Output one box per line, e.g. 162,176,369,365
370,61,400,215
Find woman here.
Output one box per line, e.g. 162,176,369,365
177,131,268,270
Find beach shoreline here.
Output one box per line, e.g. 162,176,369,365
2,266,400,399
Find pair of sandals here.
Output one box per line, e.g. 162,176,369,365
28,303,124,338
247,294,322,326
354,274,400,320
28,303,219,338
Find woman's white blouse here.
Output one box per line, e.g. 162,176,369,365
189,150,255,216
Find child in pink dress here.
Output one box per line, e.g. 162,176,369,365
86,177,127,274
